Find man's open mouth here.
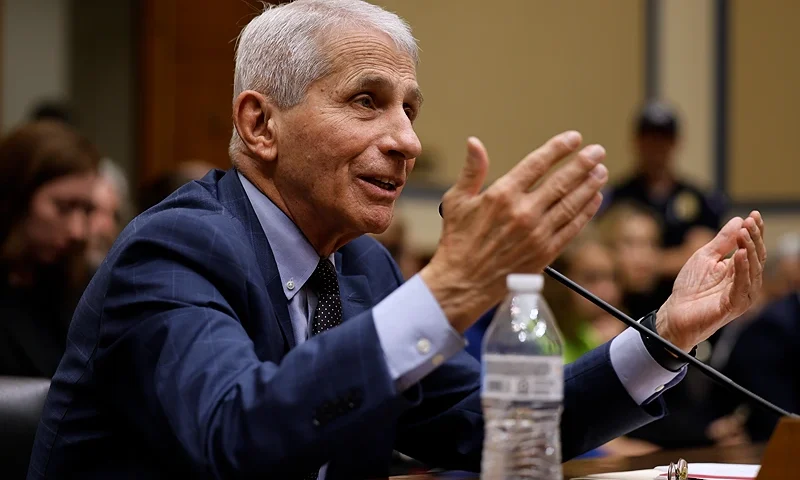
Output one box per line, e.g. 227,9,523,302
360,177,397,191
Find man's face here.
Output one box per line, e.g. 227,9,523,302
615,214,661,292
568,242,620,320
635,133,677,175
272,29,422,236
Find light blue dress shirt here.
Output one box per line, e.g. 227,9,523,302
238,172,684,476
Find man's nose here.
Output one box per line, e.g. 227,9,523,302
382,109,422,161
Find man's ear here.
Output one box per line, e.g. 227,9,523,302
232,90,278,162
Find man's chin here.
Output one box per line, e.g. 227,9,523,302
358,207,394,235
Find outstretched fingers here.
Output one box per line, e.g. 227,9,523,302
703,216,745,259
494,131,582,193
728,238,752,315
549,192,604,256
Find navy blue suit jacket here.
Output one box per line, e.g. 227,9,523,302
28,169,664,479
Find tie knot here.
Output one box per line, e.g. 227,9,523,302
310,258,339,296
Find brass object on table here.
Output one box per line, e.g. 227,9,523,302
666,458,688,480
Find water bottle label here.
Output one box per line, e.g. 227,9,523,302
482,354,563,401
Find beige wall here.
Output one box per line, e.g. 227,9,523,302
659,0,799,256
2,0,70,131
373,0,645,251
373,0,644,185
659,0,715,189
70,0,136,176
390,0,800,255
729,0,800,202
727,0,800,254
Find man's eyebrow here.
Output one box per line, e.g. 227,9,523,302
354,74,391,92
353,75,424,106
410,87,424,107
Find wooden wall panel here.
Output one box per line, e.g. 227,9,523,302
138,0,265,183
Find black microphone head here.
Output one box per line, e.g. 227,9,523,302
438,202,443,218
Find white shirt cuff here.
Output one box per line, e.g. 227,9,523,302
609,327,684,405
372,274,466,392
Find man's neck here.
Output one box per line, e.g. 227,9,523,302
237,165,355,257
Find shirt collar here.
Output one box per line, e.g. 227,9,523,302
238,172,333,300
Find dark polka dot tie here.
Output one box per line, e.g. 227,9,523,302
309,258,343,337
303,259,343,480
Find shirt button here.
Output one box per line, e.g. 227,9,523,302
654,384,665,393
416,338,431,354
286,280,295,290
431,354,445,367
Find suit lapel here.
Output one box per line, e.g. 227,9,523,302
216,169,296,350
334,251,373,321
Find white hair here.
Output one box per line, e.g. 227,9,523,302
229,0,418,159
98,159,129,200
97,158,133,224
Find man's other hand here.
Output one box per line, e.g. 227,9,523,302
420,131,608,333
656,211,767,351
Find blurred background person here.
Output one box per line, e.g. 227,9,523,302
86,159,132,273
176,159,216,181
465,229,625,366
29,100,75,127
598,201,670,320
0,121,100,377
137,160,215,214
543,229,625,363
543,230,661,458
769,232,800,297
712,286,799,444
600,101,727,279
704,232,800,443
597,202,751,450
699,233,797,386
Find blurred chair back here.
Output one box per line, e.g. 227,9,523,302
0,377,50,479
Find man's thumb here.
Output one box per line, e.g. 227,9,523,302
453,136,489,196
703,216,744,258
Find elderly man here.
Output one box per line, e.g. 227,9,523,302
29,1,766,479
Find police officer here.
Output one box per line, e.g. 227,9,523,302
599,102,737,452
601,101,727,277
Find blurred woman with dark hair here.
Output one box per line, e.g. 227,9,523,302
543,229,625,363
0,121,100,377
597,201,671,320
543,231,661,457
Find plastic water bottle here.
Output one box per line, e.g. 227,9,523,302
480,273,564,480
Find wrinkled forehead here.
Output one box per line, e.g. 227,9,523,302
319,27,418,83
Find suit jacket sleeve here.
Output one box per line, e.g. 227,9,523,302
94,212,418,478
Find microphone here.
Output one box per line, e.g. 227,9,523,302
437,202,797,419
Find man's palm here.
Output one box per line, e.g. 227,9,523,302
658,213,766,351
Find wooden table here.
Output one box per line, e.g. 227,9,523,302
389,444,764,479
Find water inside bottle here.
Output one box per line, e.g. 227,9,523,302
480,278,564,480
